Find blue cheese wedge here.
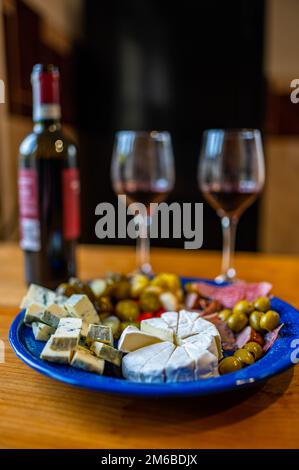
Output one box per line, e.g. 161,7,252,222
24,303,45,325
71,348,105,374
20,284,57,308
51,318,82,351
86,324,113,346
40,303,68,328
32,322,55,341
40,336,72,364
64,294,100,336
118,325,162,353
90,342,122,367
140,318,174,342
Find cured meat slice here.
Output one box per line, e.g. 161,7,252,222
236,326,264,349
263,324,284,352
191,281,272,308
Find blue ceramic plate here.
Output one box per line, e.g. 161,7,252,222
9,277,299,397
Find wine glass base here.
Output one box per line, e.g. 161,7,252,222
215,269,237,284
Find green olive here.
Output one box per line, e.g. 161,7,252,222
244,342,263,360
130,274,150,298
56,283,79,297
96,296,114,313
218,309,232,321
219,356,242,375
119,320,140,334
234,348,255,366
249,310,263,332
115,299,140,321
259,310,280,332
151,273,180,292
102,315,121,338
140,291,162,312
254,296,271,312
233,300,254,316
227,312,248,332
113,280,132,300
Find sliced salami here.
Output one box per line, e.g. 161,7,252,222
191,281,272,308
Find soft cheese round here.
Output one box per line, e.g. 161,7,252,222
120,310,222,383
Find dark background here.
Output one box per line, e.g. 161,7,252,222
76,0,265,250
4,0,267,250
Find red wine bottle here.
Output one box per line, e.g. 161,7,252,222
18,64,80,288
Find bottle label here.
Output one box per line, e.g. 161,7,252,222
18,169,41,251
63,168,80,240
33,103,61,121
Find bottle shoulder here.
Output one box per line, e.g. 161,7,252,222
19,129,77,163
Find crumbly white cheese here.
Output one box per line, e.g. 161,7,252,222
91,342,122,367
140,317,174,342
41,303,68,328
118,325,162,353
51,317,82,351
159,292,179,311
24,303,45,325
40,336,72,364
71,349,104,374
64,294,100,336
86,324,113,346
20,284,57,308
32,322,55,341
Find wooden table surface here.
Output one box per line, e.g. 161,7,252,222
0,242,299,449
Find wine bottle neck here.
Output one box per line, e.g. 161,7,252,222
31,65,61,123
33,119,61,133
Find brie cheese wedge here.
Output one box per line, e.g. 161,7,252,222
140,317,174,342
118,325,162,353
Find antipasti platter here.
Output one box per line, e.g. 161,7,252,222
9,273,299,397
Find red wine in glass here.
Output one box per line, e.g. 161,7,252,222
202,184,260,218
116,182,170,208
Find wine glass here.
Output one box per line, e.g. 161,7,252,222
111,131,175,274
198,129,265,283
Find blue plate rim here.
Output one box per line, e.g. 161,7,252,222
9,277,299,397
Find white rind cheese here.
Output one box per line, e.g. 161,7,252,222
121,311,222,383
122,342,171,382
71,349,104,374
40,336,72,364
51,318,82,351
139,342,175,383
32,322,55,341
91,342,122,367
140,317,174,342
118,325,162,353
165,345,195,382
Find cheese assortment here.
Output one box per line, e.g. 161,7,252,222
119,311,221,383
19,276,281,382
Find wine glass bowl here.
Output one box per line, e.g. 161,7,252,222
111,131,175,274
198,129,265,283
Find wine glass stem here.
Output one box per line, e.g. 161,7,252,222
221,215,237,281
136,215,152,274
